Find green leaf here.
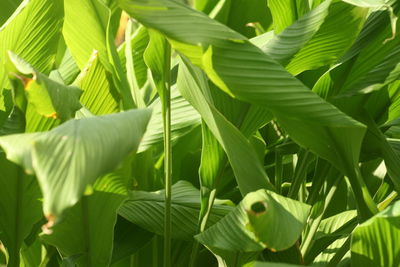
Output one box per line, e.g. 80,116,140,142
262,0,332,66
196,189,310,252
111,217,154,264
74,51,120,115
41,167,131,267
351,200,400,267
0,0,64,89
177,58,274,194
268,0,310,34
118,0,367,182
285,1,367,75
0,0,23,26
0,153,42,267
0,0,64,124
118,181,233,240
0,109,151,218
138,86,201,152
124,22,147,108
218,0,272,38
313,4,400,98
56,49,81,86
63,0,134,109
7,52,82,121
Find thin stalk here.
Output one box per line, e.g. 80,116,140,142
301,175,341,257
162,43,172,267
153,236,158,267
288,150,311,199
349,166,378,221
9,168,23,267
189,189,217,267
275,151,283,194
306,160,331,205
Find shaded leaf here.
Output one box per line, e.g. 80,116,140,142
0,109,151,217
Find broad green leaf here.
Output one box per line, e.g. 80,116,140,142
20,239,43,267
0,0,63,89
0,0,23,26
63,0,134,109
110,217,153,264
313,236,350,266
262,0,332,66
351,200,400,267
316,210,358,239
124,22,146,108
196,189,311,252
41,167,131,267
313,4,400,97
74,51,119,115
118,25,149,90
216,0,272,38
118,0,367,184
56,49,81,86
0,109,151,218
7,52,82,121
0,0,63,124
285,1,367,75
198,122,225,190
118,181,233,240
144,29,170,103
138,87,201,152
0,107,25,136
306,210,357,264
268,0,310,34
0,153,42,267
358,115,400,191
177,58,274,194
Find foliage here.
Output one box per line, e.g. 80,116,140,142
1,0,400,266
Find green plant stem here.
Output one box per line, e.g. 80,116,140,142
306,160,331,205
8,168,23,267
301,175,341,257
349,167,378,221
288,150,311,199
275,151,283,194
162,43,172,267
189,188,217,267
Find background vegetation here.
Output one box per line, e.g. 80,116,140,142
1,0,400,266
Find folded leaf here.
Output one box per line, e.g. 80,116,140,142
0,109,151,218
196,189,311,252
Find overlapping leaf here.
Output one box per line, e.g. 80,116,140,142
74,51,119,115
0,153,42,267
7,52,82,121
178,58,274,194
0,0,63,129
118,0,367,183
0,109,151,218
118,181,233,240
63,0,134,108
195,189,311,252
42,167,131,267
351,200,400,267
138,87,201,152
